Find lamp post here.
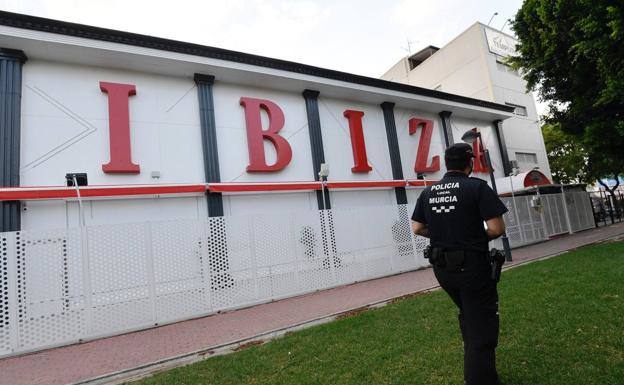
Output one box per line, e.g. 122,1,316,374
461,130,513,261
488,12,499,26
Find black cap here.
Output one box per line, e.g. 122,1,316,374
444,143,475,162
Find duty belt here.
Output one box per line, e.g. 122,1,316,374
423,246,466,270
424,245,506,280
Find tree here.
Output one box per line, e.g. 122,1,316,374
541,123,590,184
510,1,624,196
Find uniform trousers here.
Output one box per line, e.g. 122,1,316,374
434,256,500,385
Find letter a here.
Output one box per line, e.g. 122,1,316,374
343,110,372,173
409,118,440,173
240,97,293,172
100,82,140,173
470,128,491,173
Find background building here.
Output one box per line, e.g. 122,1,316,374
381,22,551,178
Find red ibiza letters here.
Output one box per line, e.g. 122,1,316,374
343,110,372,173
409,118,440,173
471,128,491,173
240,97,292,172
100,82,140,174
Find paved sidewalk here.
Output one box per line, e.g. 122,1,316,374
1,222,623,385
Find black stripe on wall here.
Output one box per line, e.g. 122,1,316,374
194,73,224,217
493,119,512,176
381,102,407,205
439,111,453,148
0,48,26,232
303,89,331,210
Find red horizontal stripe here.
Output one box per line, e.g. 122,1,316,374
0,184,207,201
208,182,322,192
407,180,437,187
325,180,406,189
0,179,438,201
79,185,207,197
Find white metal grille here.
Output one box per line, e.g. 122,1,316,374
0,234,11,355
498,191,594,249
0,193,596,357
14,229,86,351
566,192,595,232
542,194,568,236
499,195,548,248
0,204,428,357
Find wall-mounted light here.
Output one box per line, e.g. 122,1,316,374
65,173,88,186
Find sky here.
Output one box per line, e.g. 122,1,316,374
1,0,542,110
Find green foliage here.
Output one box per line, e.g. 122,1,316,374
510,1,624,180
541,123,590,184
131,242,624,385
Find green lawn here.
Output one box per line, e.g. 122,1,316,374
131,241,624,385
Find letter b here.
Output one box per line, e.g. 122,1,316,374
240,97,293,172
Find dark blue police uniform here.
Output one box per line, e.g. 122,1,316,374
412,170,508,385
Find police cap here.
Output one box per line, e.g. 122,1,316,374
444,143,475,162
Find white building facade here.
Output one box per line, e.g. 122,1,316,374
0,14,516,232
381,23,551,178
0,12,521,357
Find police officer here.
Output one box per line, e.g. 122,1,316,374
411,143,508,385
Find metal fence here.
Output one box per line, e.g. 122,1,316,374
0,204,429,358
591,190,624,225
495,191,595,249
0,191,598,358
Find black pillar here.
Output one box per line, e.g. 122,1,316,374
381,102,407,205
194,74,232,288
194,73,223,217
302,89,331,209
493,119,512,176
439,111,453,148
0,48,27,232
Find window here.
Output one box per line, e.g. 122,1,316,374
505,102,528,116
496,60,519,76
516,152,538,165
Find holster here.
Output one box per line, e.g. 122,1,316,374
489,248,506,282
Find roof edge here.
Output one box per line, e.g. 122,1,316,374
0,11,514,113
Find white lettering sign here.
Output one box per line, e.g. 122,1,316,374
485,28,518,58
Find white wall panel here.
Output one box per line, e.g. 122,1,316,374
21,60,204,187
329,190,395,209
318,97,392,181
406,188,425,207
213,83,313,183
394,106,447,181
21,197,206,230
19,60,207,230
224,192,316,216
